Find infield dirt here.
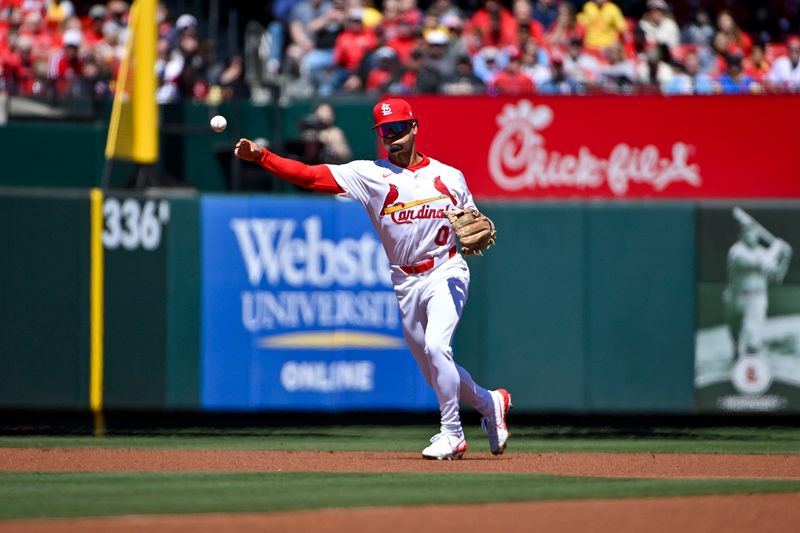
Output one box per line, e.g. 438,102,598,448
1,448,800,478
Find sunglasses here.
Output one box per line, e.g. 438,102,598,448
376,120,415,138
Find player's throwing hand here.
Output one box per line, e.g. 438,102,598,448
234,138,263,162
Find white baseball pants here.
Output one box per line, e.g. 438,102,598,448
392,255,494,436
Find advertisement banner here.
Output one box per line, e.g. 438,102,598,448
695,204,800,412
200,195,436,411
402,95,800,200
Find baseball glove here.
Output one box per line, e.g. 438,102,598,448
445,207,497,256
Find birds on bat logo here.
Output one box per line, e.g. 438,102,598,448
433,176,457,206
382,184,401,214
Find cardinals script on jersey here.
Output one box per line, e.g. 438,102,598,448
328,155,476,266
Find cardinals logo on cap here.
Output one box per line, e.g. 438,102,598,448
373,98,415,128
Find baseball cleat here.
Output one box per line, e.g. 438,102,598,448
421,432,467,460
482,388,512,455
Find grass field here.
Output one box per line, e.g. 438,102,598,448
0,425,798,521
2,425,799,453
2,472,800,520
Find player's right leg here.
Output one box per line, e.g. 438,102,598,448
422,271,469,445
393,271,465,459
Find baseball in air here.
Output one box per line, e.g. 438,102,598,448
210,115,227,132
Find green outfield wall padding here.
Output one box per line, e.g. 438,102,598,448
165,195,201,409
0,190,702,414
0,123,105,188
102,193,201,410
455,203,696,414
584,204,696,412
0,190,90,408
102,195,169,408
464,203,588,411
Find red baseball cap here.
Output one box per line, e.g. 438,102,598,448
372,98,415,129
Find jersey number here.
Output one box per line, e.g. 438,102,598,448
434,226,450,246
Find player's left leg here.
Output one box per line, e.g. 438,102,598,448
421,259,511,456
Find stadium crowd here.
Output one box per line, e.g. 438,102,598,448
1,0,800,103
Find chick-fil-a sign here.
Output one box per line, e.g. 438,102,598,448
402,95,800,199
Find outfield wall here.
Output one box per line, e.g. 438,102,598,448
2,189,798,414
458,203,697,413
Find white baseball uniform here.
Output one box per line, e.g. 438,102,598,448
328,154,495,437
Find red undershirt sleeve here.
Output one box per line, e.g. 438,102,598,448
257,148,345,194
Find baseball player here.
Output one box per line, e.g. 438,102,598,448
234,97,510,460
724,218,792,361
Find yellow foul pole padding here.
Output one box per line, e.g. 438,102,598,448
131,0,158,163
103,14,133,161
89,188,105,437
104,0,159,163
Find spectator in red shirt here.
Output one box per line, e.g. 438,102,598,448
715,10,752,56
489,50,535,95
545,1,582,49
82,4,107,47
48,27,82,94
18,10,55,58
3,34,37,95
394,0,422,34
709,31,734,76
512,0,544,46
365,45,400,91
382,0,421,40
386,16,420,65
380,0,402,41
333,8,377,72
743,44,769,82
464,0,518,52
